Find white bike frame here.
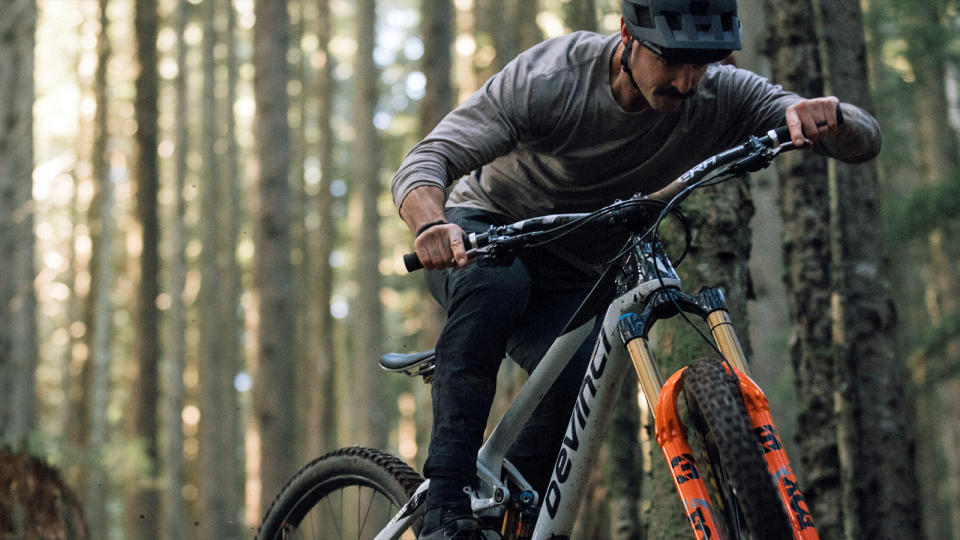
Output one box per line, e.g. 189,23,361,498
375,241,688,540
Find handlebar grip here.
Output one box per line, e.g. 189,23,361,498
403,252,423,272
772,125,792,145
771,103,845,146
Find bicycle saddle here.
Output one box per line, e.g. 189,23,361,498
379,349,436,379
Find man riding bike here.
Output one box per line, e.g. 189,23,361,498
391,1,881,538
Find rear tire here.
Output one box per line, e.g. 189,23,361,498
682,358,793,540
256,446,425,540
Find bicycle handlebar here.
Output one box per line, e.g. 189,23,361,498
404,107,843,273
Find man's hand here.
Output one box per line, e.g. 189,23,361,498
399,185,469,270
414,222,469,270
785,96,841,146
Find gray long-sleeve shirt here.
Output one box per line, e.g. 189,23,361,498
392,31,881,284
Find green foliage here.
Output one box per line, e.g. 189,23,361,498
909,309,960,387
883,168,960,243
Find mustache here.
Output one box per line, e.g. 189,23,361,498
652,86,697,100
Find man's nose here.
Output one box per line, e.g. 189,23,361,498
672,66,700,94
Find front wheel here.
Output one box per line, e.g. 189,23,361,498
256,446,425,540
682,358,794,540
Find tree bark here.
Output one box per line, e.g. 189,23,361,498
513,0,541,53
253,0,298,514
222,0,246,515
817,0,923,537
198,0,242,537
562,0,596,32
87,1,114,537
643,178,755,539
763,1,843,537
897,3,960,535
164,2,188,539
310,0,339,456
0,0,38,448
605,379,641,540
352,0,388,449
129,0,162,535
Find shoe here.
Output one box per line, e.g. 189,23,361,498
418,506,484,539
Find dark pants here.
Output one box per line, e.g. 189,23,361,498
422,208,600,508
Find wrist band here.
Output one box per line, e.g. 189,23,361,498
415,220,447,238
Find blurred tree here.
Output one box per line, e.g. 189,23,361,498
163,1,188,539
86,1,114,538
763,0,842,536
514,0,542,53
562,0,597,32
352,0,388,449
815,0,923,537
292,0,311,465
422,0,454,134
253,0,298,515
878,1,960,534
416,0,456,471
221,0,247,516
308,0,339,457
473,0,507,86
0,0,38,449
129,0,162,536
641,179,756,539
198,0,242,537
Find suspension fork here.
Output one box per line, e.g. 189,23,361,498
619,287,751,411
620,290,818,540
620,288,751,539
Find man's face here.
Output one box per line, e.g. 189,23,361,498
627,44,709,112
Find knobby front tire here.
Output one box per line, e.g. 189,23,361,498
682,358,794,540
256,446,425,540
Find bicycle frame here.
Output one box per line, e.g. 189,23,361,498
377,238,816,540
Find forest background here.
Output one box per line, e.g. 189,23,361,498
1,0,958,538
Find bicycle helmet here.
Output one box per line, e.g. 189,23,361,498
622,0,741,64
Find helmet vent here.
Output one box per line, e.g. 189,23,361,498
689,1,709,15
633,6,655,28
662,11,682,31
721,12,734,31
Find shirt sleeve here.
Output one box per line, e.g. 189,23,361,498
715,66,881,163
390,40,570,211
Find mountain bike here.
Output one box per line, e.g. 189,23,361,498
256,122,830,540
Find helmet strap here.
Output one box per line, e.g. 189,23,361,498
620,38,644,94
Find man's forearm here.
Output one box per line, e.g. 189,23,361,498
816,103,882,164
399,185,448,234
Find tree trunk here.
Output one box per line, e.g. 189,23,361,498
818,0,923,537
562,0,596,32
129,0,162,536
899,3,960,535
643,178,755,539
414,0,455,469
291,0,311,464
198,0,242,536
86,1,114,537
0,0,38,448
473,0,507,86
253,0,298,514
605,379,641,540
310,0,339,456
763,1,843,537
513,0,541,52
352,0,388,449
222,0,246,517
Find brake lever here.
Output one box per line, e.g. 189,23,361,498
474,244,517,267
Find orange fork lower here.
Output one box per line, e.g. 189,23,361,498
655,365,820,540
655,368,726,540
